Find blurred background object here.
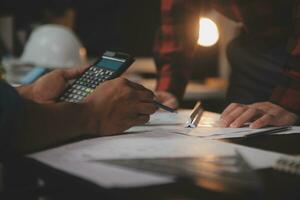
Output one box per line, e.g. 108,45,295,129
0,0,242,111
20,24,86,68
0,0,85,84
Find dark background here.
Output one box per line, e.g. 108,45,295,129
0,0,218,80
0,0,161,56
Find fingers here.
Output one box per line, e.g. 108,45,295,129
221,102,297,129
136,102,158,115
250,114,275,129
229,107,261,128
136,90,155,102
221,103,240,119
155,91,178,109
115,78,155,100
126,79,150,91
62,65,89,79
133,114,151,126
221,104,248,127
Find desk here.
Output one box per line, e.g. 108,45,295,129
2,134,298,200
2,114,300,200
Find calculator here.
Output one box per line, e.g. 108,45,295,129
59,51,134,103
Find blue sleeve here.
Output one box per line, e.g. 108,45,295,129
0,80,25,159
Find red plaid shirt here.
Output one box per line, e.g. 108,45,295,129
154,0,300,114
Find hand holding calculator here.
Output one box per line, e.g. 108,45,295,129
59,51,134,102
58,51,176,112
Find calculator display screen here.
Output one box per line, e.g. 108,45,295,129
94,58,124,71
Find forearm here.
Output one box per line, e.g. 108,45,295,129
13,100,90,154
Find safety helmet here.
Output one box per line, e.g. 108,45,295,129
20,24,86,68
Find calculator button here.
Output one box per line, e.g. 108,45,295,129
78,86,85,91
87,88,92,92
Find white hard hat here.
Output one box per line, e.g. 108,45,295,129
20,24,87,68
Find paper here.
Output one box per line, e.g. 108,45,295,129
187,126,300,139
27,110,298,189
145,110,300,139
96,153,261,191
29,129,287,188
126,110,221,136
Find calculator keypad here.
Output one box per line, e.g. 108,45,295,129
59,66,114,103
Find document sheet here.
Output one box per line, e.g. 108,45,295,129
142,110,300,139
28,110,294,189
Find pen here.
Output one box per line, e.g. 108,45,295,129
185,101,204,128
244,126,292,138
153,101,177,113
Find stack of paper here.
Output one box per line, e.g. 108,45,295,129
136,110,300,139
28,110,299,189
29,127,287,188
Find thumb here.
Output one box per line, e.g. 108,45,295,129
63,65,90,79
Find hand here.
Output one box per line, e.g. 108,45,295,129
84,78,158,136
220,102,299,128
155,91,179,110
29,66,87,103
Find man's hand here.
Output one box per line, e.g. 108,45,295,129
155,91,179,109
84,78,158,136
18,67,87,103
16,78,156,153
221,102,299,128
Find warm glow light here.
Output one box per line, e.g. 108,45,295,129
198,17,219,47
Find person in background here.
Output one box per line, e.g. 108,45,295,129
0,66,157,158
154,0,299,128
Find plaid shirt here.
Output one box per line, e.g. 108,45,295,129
154,0,300,114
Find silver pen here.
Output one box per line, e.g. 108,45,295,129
185,101,204,128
